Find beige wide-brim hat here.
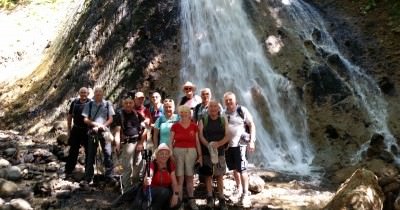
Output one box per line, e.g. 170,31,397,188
182,81,196,91
135,91,145,98
155,143,171,156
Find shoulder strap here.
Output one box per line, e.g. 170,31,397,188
194,103,202,121
88,101,93,119
106,101,110,120
71,98,79,117
202,115,209,128
237,105,245,120
119,110,125,130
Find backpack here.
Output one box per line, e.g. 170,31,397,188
236,105,250,134
202,115,225,129
193,103,202,122
118,109,143,136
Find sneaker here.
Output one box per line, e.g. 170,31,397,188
219,198,228,210
206,196,214,208
230,188,242,204
188,199,199,210
241,195,252,208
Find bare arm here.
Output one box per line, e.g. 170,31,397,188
67,114,72,133
114,126,121,153
153,128,160,147
198,120,208,146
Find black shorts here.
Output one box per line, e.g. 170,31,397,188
225,146,248,172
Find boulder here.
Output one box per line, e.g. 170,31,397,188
6,166,22,181
324,168,384,210
0,178,19,197
4,148,17,157
56,134,69,146
249,174,265,193
0,158,10,168
9,198,33,210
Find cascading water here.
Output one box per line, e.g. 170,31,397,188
279,0,397,158
180,0,314,174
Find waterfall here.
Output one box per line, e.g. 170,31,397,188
281,0,397,157
180,0,314,174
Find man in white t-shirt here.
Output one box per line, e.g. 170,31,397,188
223,91,256,208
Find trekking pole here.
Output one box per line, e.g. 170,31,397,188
144,149,152,210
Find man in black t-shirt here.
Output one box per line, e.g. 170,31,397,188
65,87,90,178
114,95,145,192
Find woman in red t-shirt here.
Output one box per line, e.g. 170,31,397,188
135,143,179,210
170,105,202,210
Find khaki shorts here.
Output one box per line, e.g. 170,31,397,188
202,155,227,176
173,147,198,176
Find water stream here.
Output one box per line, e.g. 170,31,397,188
180,0,314,174
280,0,397,158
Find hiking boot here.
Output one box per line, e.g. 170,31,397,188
64,173,74,181
79,180,91,191
188,199,198,210
241,195,251,208
219,198,228,210
206,196,214,208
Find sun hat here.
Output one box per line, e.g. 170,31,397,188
182,81,196,91
135,91,145,98
155,143,171,156
208,142,219,164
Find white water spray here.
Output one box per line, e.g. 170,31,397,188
281,0,397,156
180,0,314,174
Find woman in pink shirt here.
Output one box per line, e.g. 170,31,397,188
170,105,202,210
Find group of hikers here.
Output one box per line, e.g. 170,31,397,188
65,81,256,210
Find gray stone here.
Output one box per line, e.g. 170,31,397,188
46,162,59,172
0,158,10,168
9,198,33,210
0,178,19,197
0,168,6,178
6,166,22,181
4,148,17,157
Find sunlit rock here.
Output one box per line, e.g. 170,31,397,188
0,178,19,197
0,158,10,168
324,168,384,210
249,174,265,193
9,198,33,210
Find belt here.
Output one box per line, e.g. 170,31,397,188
73,125,88,129
122,136,139,144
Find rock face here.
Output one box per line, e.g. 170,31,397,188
0,0,399,200
324,168,384,210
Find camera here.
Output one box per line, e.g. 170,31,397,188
143,149,152,161
239,132,251,144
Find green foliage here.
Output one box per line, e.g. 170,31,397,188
0,0,24,9
360,0,376,14
0,0,56,10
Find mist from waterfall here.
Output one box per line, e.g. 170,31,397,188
282,0,396,154
180,0,314,174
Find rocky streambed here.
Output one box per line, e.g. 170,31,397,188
0,129,335,210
